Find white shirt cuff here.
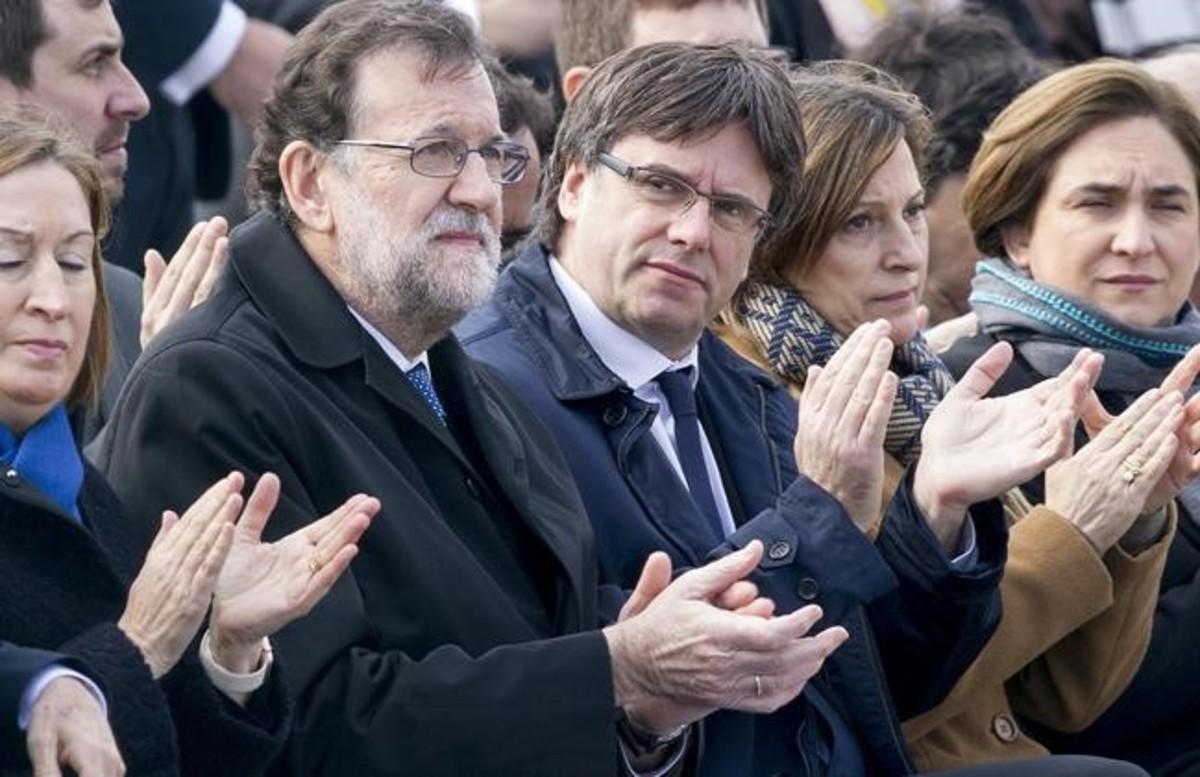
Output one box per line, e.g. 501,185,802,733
18,667,107,731
160,0,248,104
198,629,272,706
948,515,978,569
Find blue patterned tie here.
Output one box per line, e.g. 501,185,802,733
406,363,447,426
655,368,724,539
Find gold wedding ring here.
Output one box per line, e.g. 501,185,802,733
754,675,763,697
308,556,323,574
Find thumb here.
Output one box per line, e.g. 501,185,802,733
915,304,930,331
143,249,166,306
668,540,763,602
1162,343,1200,394
947,341,1012,402
1079,391,1113,439
618,551,673,621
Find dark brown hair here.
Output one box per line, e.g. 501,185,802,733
537,41,805,253
247,0,489,221
0,104,110,410
0,0,104,89
556,0,769,76
964,58,1200,258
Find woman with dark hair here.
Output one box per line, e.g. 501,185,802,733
0,107,378,776
941,58,1200,774
716,61,1185,773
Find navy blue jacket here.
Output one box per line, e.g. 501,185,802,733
459,245,1008,776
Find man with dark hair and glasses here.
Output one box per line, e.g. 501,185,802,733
99,2,856,774
460,40,1096,776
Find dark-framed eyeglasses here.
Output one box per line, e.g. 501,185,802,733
335,137,530,184
596,152,773,239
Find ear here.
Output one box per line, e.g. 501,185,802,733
279,140,335,234
561,66,592,103
557,160,589,226
1000,221,1034,270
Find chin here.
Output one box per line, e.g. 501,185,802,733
889,315,920,345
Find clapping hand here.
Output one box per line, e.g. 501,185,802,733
119,474,243,678
913,344,1102,549
1047,388,1183,552
794,320,899,533
208,474,379,672
604,542,848,735
1079,344,1200,516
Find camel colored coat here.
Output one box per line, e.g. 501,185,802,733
717,325,1175,771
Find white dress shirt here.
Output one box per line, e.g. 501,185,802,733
349,308,432,375
161,0,248,105
549,257,737,538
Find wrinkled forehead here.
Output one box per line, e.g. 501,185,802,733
348,49,500,140
40,0,117,47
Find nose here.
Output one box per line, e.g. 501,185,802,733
108,62,150,122
882,218,927,273
446,151,501,216
666,197,713,252
1111,207,1155,259
27,257,70,321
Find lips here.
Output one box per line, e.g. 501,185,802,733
872,288,916,304
434,231,484,246
645,260,705,287
14,339,68,360
1101,274,1159,285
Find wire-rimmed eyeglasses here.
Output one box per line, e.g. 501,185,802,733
596,152,773,238
335,137,530,184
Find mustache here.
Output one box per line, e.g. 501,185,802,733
423,208,499,249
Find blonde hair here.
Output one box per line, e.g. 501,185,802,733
0,105,110,410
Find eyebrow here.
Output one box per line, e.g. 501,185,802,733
639,161,762,203
857,188,927,208
421,122,505,145
1071,182,1192,198
0,227,94,244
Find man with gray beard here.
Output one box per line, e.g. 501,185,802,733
97,1,850,774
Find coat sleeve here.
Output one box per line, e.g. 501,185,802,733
900,505,1171,746
98,338,622,776
116,0,226,86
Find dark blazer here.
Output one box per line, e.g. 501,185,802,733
942,332,1200,776
97,213,625,776
458,245,1009,776
0,462,287,776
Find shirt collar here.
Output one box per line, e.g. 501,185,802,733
548,255,698,391
348,307,430,374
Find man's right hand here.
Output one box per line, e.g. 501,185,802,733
26,677,125,777
603,541,849,734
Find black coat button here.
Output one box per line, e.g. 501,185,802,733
767,541,791,560
796,577,819,601
3,468,18,486
992,713,1019,743
602,402,628,427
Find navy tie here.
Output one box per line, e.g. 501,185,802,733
655,368,725,539
406,363,448,426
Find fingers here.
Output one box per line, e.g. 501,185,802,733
858,370,898,447
669,541,762,602
169,473,244,554
1079,390,1114,439
164,218,228,321
915,304,930,331
734,624,849,713
298,544,359,614
1133,406,1183,489
947,341,1013,401
839,337,894,430
1161,344,1200,394
713,580,759,611
143,221,205,317
179,495,241,586
309,495,380,563
192,235,230,306
804,320,888,411
619,551,674,621
734,597,775,619
1094,389,1165,453
237,473,282,542
27,728,61,777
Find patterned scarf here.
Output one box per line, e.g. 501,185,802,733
734,280,955,465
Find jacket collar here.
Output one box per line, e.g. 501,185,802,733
495,243,781,399
229,212,364,370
